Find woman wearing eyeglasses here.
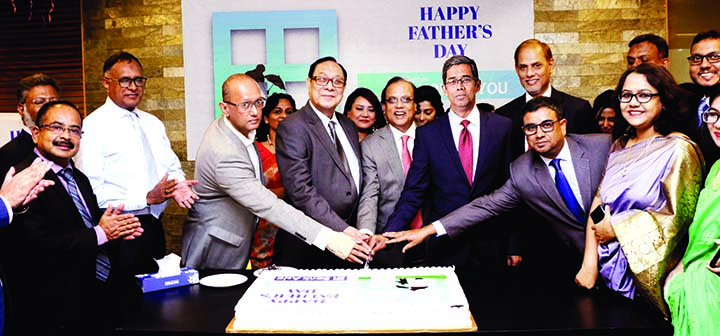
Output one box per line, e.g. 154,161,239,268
663,89,720,336
343,88,386,142
250,93,296,269
575,63,703,318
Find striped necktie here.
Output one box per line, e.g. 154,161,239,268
58,168,111,281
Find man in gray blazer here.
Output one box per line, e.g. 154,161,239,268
274,57,366,269
182,74,368,270
357,77,420,267
386,97,612,276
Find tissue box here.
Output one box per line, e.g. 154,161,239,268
135,267,200,293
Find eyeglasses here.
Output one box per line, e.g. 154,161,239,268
386,96,413,104
30,97,58,105
687,52,720,65
39,123,83,138
444,76,476,87
223,98,266,112
312,76,346,88
105,76,148,88
618,91,659,103
702,108,720,124
522,119,559,135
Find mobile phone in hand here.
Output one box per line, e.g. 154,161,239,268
590,206,605,224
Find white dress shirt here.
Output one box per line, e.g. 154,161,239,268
76,97,185,218
539,140,584,211
310,103,361,194
447,105,481,179
388,123,417,161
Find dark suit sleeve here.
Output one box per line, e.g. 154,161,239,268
383,130,430,233
275,118,350,232
440,175,522,239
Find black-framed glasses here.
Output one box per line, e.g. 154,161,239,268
687,52,720,65
522,119,559,135
618,91,659,103
386,96,413,104
702,108,720,124
223,98,266,112
312,76,345,88
105,76,148,88
444,76,476,87
39,123,83,138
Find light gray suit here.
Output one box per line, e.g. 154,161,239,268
357,125,407,234
439,133,612,255
182,118,324,270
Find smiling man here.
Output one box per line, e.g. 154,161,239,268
274,56,368,269
497,39,596,159
182,74,368,270
76,51,198,286
384,55,514,270
385,97,611,286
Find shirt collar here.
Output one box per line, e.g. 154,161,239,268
539,137,570,167
525,86,553,102
448,105,480,126
309,101,339,125
388,123,416,141
104,96,141,118
223,117,256,147
33,148,71,174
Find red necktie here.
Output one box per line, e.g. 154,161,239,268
401,135,423,229
459,120,473,184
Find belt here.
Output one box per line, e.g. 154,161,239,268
101,206,153,216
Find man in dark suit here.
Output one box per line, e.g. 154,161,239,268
386,97,612,285
383,55,514,270
1,101,142,334
497,39,596,160
274,56,366,269
0,73,59,183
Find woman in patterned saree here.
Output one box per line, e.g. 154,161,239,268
575,63,703,318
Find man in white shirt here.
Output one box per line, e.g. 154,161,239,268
76,51,198,282
182,74,368,270
357,77,420,267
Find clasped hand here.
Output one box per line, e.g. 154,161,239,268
98,204,143,241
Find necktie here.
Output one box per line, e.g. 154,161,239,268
401,135,423,229
129,112,159,194
328,121,351,174
549,159,584,223
698,96,710,127
58,168,111,281
458,120,473,184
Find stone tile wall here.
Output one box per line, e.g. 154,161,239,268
82,0,667,255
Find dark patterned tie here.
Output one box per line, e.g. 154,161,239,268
328,121,351,174
550,159,584,222
58,168,111,281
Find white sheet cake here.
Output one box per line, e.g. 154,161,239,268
229,267,475,333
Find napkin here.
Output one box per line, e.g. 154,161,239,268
154,253,182,277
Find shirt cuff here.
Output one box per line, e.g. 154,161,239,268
433,220,447,236
359,228,374,237
0,195,12,224
94,225,108,245
312,227,332,250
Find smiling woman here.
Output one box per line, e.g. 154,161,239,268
576,63,703,318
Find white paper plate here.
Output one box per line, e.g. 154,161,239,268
253,266,297,278
199,273,248,288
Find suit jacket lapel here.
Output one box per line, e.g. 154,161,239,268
471,111,490,191
566,137,592,211
438,114,470,186
533,153,577,221
378,126,404,181
218,118,263,184
47,169,88,228
301,104,353,181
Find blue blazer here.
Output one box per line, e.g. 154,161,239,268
385,107,513,265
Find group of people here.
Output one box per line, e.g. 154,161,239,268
0,30,719,336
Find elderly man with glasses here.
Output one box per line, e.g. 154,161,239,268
76,51,198,292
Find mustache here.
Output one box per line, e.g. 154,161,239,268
53,140,75,149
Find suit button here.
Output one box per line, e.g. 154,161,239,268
346,192,351,196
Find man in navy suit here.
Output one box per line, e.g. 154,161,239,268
0,74,60,184
384,55,514,269
497,39,596,160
